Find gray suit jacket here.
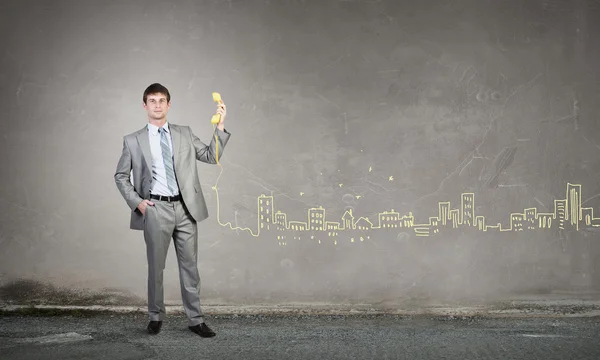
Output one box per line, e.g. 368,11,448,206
114,123,231,230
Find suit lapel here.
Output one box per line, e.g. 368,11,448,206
170,124,181,169
136,126,152,171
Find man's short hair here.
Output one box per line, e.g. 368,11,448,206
143,83,171,104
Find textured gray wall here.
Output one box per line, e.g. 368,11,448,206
1,0,600,305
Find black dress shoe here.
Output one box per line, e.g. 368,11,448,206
147,320,162,335
188,323,216,338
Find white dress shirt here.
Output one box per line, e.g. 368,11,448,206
147,122,179,196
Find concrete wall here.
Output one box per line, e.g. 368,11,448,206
1,0,600,305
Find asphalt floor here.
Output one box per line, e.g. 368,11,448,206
1,312,599,359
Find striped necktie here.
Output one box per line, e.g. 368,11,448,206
159,127,178,194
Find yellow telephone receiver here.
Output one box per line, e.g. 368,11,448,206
211,92,222,124
211,92,223,166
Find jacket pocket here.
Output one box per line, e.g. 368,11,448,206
143,205,151,222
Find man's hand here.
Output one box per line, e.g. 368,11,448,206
216,101,226,131
137,199,155,215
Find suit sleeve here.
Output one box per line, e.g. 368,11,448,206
114,137,144,212
190,126,231,164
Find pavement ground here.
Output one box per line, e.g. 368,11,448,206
1,311,599,360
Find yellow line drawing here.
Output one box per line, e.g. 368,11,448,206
212,166,599,244
213,165,259,237
211,92,223,166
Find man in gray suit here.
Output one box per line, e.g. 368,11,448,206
114,83,230,337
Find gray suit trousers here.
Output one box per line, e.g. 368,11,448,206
143,198,203,326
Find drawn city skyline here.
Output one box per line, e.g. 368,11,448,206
213,182,599,246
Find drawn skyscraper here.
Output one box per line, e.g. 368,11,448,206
438,202,450,226
449,209,459,228
567,183,582,230
511,213,524,231
554,199,566,230
461,193,474,226
258,194,274,232
525,208,537,230
308,206,325,231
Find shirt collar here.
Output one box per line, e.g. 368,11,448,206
147,121,170,135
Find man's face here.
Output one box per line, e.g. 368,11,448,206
144,93,171,120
